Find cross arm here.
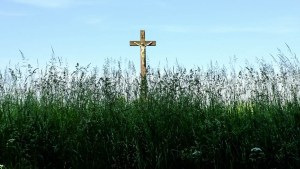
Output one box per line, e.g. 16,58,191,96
130,41,156,46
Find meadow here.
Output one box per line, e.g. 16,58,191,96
0,48,299,169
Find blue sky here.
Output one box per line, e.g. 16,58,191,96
0,0,299,72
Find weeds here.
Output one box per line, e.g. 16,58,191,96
0,47,299,169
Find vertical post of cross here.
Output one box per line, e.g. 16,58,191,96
130,30,156,78
130,30,156,98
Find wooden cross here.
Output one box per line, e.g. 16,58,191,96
130,30,156,79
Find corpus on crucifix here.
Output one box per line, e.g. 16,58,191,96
130,30,156,79
130,30,156,98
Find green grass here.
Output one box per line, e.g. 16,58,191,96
0,48,300,169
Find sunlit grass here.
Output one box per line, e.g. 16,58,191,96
0,47,299,169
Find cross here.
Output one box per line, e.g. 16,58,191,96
130,30,156,79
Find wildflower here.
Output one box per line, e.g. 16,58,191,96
249,147,265,162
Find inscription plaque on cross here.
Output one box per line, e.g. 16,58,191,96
130,30,156,79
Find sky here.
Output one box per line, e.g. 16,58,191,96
0,0,299,72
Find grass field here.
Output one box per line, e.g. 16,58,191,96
0,49,300,169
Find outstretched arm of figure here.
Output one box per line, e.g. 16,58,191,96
134,42,141,46
146,42,153,46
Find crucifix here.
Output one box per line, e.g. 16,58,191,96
130,30,156,79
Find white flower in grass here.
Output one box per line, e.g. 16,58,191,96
6,139,15,147
249,147,265,162
251,147,262,152
7,139,15,143
192,150,202,157
0,164,4,169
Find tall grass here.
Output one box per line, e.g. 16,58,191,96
0,47,299,169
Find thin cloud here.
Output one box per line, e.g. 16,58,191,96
12,0,71,8
85,18,103,25
210,25,299,34
0,11,29,17
210,26,266,33
159,16,300,34
211,17,300,34
159,24,299,34
160,25,197,33
12,0,97,8
73,15,105,26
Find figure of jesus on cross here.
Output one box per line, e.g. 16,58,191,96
130,30,156,98
130,30,156,79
